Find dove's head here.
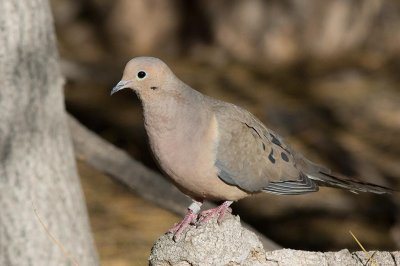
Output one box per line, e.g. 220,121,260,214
111,57,177,100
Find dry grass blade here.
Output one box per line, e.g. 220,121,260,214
32,202,80,266
349,230,377,266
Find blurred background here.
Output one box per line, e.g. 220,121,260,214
50,0,400,265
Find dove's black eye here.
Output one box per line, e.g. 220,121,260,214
137,71,146,79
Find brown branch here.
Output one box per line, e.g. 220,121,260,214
68,114,281,250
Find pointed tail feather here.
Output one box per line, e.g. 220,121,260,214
306,171,393,194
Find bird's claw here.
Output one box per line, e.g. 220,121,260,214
169,201,233,240
168,210,198,241
197,201,233,225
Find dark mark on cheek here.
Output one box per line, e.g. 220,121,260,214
150,86,158,90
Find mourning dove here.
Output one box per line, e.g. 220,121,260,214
111,57,391,239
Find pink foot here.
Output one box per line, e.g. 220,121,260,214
168,210,197,240
197,201,233,225
168,201,202,241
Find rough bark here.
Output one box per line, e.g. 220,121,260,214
68,115,281,251
149,214,400,266
0,1,98,265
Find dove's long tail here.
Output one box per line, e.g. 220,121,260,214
296,155,393,194
306,170,392,194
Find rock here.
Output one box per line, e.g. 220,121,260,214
149,214,268,266
149,213,400,266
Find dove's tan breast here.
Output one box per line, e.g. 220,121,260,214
146,112,249,201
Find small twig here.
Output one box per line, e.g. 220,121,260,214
349,230,377,266
32,201,80,266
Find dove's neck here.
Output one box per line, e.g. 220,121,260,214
142,85,207,133
141,84,215,170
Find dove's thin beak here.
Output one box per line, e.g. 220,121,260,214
111,80,130,95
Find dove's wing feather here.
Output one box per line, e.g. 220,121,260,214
211,101,318,194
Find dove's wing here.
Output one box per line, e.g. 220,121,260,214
212,102,319,194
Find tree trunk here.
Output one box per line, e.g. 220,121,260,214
0,0,99,265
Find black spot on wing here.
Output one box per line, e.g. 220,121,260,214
268,132,292,155
268,149,275,164
270,133,281,146
244,123,262,138
281,152,289,162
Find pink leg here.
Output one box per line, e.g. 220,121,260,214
197,201,233,225
168,200,202,241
